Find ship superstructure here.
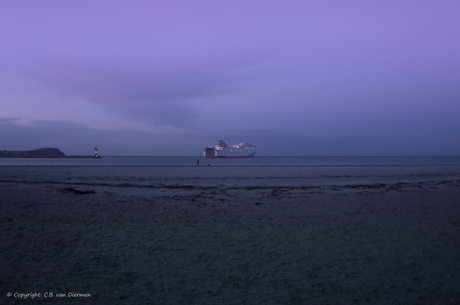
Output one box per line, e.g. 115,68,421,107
204,140,256,158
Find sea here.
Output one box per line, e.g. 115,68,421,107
1,156,460,167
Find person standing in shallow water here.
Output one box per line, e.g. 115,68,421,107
197,159,200,166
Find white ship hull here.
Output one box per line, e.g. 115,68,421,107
203,140,256,158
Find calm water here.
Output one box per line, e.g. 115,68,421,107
1,156,460,166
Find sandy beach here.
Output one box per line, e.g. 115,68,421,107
1,165,460,304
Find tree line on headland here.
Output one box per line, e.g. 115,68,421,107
0,148,66,158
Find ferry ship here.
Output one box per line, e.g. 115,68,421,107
203,140,256,158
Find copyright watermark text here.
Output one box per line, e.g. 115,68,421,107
7,292,91,299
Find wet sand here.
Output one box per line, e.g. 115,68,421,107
1,166,460,304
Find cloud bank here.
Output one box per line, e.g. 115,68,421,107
1,1,459,155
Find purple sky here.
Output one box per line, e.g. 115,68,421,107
1,1,459,156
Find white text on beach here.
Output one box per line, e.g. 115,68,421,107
9,292,91,299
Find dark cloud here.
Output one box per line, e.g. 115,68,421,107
0,117,21,124
202,127,460,156
17,57,265,127
0,119,101,153
228,130,370,156
1,118,459,156
0,118,207,155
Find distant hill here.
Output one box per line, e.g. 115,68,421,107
0,148,66,158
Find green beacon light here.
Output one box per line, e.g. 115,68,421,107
94,147,98,157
